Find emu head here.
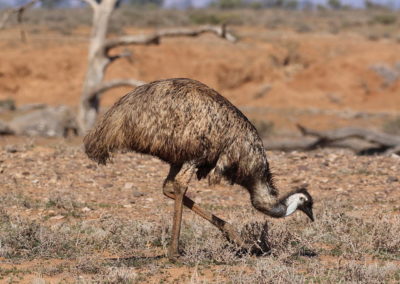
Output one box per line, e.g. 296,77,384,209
284,188,314,221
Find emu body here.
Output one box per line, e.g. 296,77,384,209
84,78,314,259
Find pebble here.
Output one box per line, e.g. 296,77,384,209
320,178,329,183
5,146,18,153
133,191,145,197
387,176,398,183
124,182,134,189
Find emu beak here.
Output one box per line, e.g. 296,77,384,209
302,207,314,222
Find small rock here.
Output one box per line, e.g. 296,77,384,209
133,191,145,198
81,207,91,212
123,204,132,208
387,176,398,183
103,183,113,188
328,154,338,162
5,146,18,153
124,182,134,190
320,178,329,183
298,165,309,171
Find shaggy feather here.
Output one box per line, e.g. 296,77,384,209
84,78,275,190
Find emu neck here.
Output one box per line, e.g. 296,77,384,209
250,183,287,218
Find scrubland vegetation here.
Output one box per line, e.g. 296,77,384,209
0,139,399,282
0,5,400,283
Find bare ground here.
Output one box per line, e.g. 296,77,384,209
0,136,399,283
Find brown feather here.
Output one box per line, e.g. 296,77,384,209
84,78,276,192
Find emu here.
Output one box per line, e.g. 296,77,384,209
84,78,314,259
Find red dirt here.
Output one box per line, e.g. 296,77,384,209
1,27,399,113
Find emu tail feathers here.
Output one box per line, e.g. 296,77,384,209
83,114,125,165
84,129,110,165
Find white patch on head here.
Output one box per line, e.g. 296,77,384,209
285,193,308,217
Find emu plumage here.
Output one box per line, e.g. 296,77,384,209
84,78,314,259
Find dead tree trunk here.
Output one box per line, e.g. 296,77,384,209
0,0,38,41
78,0,237,134
264,124,400,155
78,0,121,134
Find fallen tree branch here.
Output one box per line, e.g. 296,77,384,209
90,79,145,98
264,137,376,153
296,124,400,147
109,49,132,63
264,124,400,155
385,145,400,155
105,25,237,50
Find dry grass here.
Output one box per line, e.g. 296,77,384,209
0,140,399,282
1,200,399,282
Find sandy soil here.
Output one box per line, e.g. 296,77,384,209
1,26,399,132
0,136,399,283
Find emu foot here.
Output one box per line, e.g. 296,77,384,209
239,220,270,256
223,221,270,257
167,248,183,262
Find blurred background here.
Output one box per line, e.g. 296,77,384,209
0,0,399,143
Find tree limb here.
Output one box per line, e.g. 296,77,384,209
0,0,38,31
109,49,132,63
0,10,13,29
90,79,145,98
105,25,237,50
297,124,400,147
263,124,400,155
384,145,400,155
264,137,376,153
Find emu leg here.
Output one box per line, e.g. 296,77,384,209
163,164,195,260
183,196,247,248
163,164,248,253
168,183,187,259
163,191,246,248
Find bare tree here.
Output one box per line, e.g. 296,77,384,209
0,0,39,41
78,0,237,134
